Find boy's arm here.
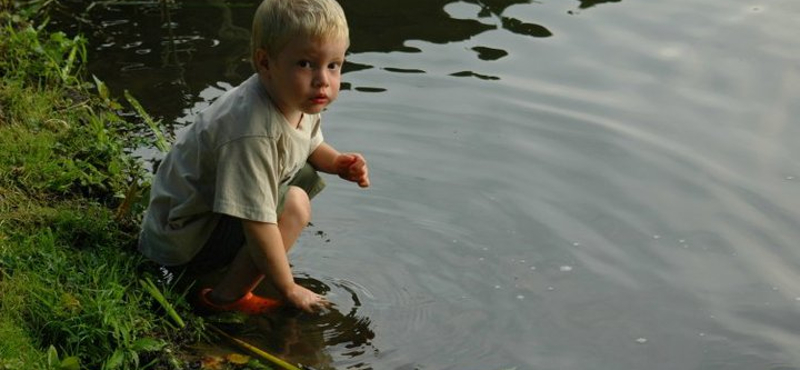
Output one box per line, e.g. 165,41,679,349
242,220,326,312
309,142,370,188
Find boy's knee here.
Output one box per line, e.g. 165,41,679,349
283,186,311,224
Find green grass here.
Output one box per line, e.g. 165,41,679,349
0,8,215,370
0,7,280,369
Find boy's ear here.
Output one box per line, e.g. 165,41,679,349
254,48,270,73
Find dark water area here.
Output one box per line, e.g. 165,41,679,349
51,0,800,369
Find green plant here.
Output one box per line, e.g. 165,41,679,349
0,8,206,369
46,346,80,370
1,207,172,369
5,0,60,20
0,20,87,86
124,90,171,153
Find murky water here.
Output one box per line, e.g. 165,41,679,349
54,0,800,368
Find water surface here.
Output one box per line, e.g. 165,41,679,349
56,0,800,368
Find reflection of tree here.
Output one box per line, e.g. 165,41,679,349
342,0,551,53
70,0,254,130
159,0,250,82
62,0,625,125
342,0,494,53
468,0,535,17
467,0,552,38
500,15,551,37
577,0,622,9
204,0,250,79
160,0,181,69
70,0,636,136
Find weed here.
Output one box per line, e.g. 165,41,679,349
0,16,87,86
0,9,208,370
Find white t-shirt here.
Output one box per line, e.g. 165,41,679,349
139,74,324,266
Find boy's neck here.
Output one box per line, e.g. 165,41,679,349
261,82,302,128
278,108,302,129
286,112,303,129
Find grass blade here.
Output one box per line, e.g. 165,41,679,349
140,278,185,328
124,90,170,153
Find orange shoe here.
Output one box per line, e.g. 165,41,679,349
197,288,281,315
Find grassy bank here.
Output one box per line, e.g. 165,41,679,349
0,6,271,370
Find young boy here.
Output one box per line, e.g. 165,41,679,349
138,0,368,314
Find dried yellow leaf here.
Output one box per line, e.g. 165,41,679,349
226,353,251,365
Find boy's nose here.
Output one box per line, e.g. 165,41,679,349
313,70,330,88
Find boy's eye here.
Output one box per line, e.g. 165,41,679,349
298,60,312,68
327,62,342,71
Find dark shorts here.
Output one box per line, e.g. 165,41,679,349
171,163,325,275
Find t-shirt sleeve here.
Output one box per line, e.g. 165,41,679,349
213,137,280,223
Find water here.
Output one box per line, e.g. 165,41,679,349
54,0,800,368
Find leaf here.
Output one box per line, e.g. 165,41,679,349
93,75,110,101
61,42,79,81
124,91,170,153
201,356,224,370
58,357,81,370
46,345,59,368
245,359,273,370
60,292,81,313
226,353,250,365
105,349,125,370
131,337,167,352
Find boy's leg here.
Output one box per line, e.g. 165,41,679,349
208,186,311,302
276,162,325,251
279,162,326,213
277,186,312,252
208,164,324,303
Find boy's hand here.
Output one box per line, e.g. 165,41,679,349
285,283,331,313
334,153,370,188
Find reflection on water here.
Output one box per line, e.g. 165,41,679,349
345,0,551,53
225,275,377,370
51,0,800,369
577,0,622,9
343,0,494,53
53,0,552,127
471,46,509,61
450,70,501,80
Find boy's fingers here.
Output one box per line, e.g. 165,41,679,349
349,156,366,172
309,296,332,312
334,154,356,169
351,170,368,186
358,174,370,188
337,153,368,187
347,155,364,168
353,161,369,187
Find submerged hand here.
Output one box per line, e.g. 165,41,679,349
334,153,370,188
285,283,331,313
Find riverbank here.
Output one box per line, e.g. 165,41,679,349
0,7,261,370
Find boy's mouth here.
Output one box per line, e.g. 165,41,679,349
311,95,328,105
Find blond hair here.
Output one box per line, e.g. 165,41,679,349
251,0,349,68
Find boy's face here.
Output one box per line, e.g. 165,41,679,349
257,36,348,123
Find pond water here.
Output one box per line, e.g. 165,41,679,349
54,0,800,369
